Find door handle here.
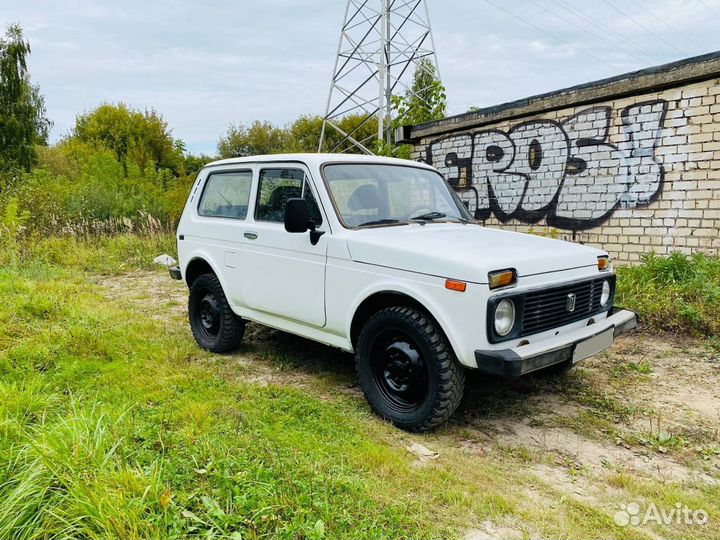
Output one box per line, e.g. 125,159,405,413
244,231,258,240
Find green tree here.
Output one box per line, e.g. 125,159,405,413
391,58,446,128
287,115,324,153
179,152,215,177
72,103,183,174
217,120,289,158
0,24,51,177
295,114,378,154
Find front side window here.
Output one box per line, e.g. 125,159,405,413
198,171,253,219
323,164,470,227
255,168,322,224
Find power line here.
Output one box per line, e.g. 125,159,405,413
625,0,707,52
600,0,690,57
697,0,720,20
551,0,668,64
527,0,652,65
482,0,624,74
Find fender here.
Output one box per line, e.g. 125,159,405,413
182,249,232,296
345,279,469,366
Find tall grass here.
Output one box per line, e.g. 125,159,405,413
0,262,456,539
0,199,176,274
1,235,719,537
616,252,720,336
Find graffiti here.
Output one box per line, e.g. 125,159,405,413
425,100,668,229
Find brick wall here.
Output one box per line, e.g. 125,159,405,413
407,53,720,262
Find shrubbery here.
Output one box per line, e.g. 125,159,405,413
0,103,199,238
9,140,191,232
616,252,720,337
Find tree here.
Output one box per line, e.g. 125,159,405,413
72,103,183,174
287,115,324,153
391,58,446,128
217,121,289,158
294,114,378,154
0,24,51,176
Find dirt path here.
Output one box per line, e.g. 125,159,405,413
98,270,720,538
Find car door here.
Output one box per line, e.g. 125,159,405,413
187,167,256,306
240,165,328,327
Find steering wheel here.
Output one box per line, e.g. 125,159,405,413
405,206,434,220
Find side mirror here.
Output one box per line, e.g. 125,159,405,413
284,198,326,245
284,198,310,233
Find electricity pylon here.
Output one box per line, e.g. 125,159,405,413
318,0,441,154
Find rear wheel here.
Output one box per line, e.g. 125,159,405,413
189,273,245,353
355,306,465,432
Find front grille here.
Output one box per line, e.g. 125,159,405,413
520,278,608,336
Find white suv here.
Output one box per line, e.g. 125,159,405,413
171,154,637,432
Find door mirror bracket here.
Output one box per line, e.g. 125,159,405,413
285,198,325,245
308,222,325,246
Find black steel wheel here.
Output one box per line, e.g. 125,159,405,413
356,306,465,432
188,273,245,353
370,330,429,414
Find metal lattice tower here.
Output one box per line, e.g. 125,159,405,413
318,0,441,154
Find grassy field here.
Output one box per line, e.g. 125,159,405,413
1,235,719,539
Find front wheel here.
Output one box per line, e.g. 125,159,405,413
188,273,245,353
355,306,465,432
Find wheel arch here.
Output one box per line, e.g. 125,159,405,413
349,288,462,362
184,255,220,288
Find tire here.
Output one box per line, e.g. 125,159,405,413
188,273,245,353
355,306,465,432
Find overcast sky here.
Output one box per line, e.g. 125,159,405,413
3,0,719,154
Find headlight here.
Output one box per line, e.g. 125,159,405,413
494,299,516,336
600,280,611,307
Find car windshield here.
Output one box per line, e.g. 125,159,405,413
323,163,471,228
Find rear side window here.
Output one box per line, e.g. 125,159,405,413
198,171,253,219
255,168,322,224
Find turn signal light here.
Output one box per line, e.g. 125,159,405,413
445,279,467,292
488,269,516,290
597,256,611,271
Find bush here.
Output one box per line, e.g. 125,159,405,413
616,252,720,337
1,140,194,236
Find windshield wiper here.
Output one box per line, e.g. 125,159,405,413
410,211,470,224
409,211,447,221
358,218,406,227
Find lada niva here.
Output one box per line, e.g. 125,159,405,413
171,154,637,431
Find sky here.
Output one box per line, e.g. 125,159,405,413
2,0,720,155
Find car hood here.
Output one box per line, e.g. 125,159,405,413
345,223,605,283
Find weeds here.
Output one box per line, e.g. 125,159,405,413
616,252,720,337
1,241,719,538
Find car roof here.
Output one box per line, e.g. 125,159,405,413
203,153,436,171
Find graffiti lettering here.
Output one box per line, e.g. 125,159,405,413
425,100,668,229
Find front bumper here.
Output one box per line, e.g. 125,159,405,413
474,308,638,377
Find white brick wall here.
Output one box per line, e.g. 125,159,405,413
412,79,720,262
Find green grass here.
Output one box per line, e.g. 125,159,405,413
1,235,719,539
3,233,177,275
616,252,720,337
0,237,528,539
1,260,441,539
